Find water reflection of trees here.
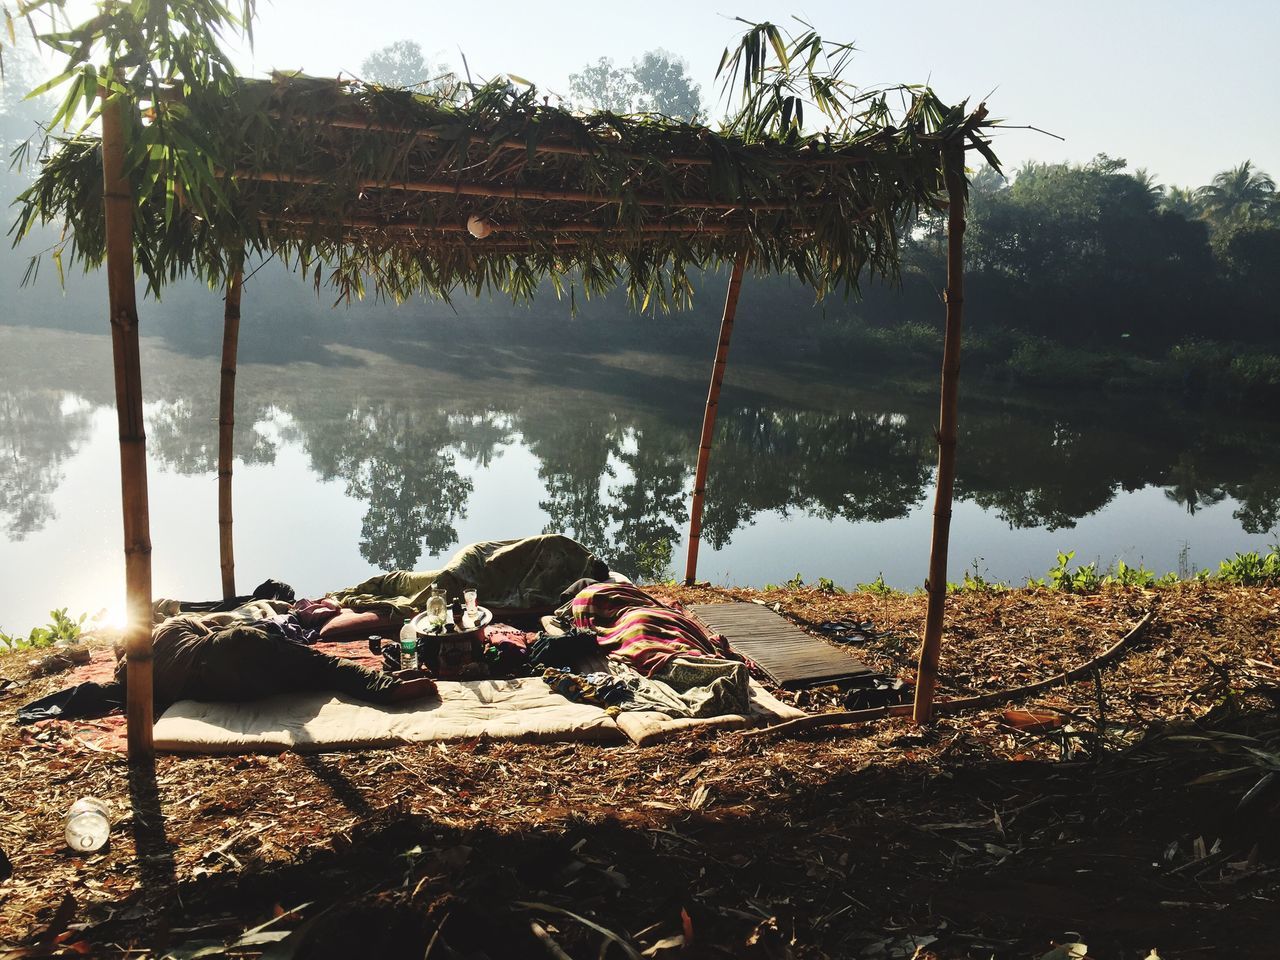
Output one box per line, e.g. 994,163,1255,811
701,410,931,547
521,407,621,559
519,409,692,580
5,376,1279,573
0,389,95,539
955,412,1137,530
147,392,278,475
284,401,475,570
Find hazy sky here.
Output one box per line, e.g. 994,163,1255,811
28,1,1280,186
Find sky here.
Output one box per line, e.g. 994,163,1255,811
212,0,1280,188
13,0,1280,186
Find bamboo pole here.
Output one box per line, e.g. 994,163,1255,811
101,91,155,758
234,168,796,211
912,144,968,724
217,260,243,600
683,250,748,585
261,214,760,235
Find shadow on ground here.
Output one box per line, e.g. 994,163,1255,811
47,710,1280,960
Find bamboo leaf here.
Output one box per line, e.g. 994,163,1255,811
766,24,789,71
24,67,77,100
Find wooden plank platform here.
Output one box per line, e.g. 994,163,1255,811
689,602,876,689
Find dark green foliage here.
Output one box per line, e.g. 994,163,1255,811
963,155,1217,344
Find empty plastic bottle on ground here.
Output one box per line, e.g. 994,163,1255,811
64,797,111,852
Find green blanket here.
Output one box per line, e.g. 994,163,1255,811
328,535,609,617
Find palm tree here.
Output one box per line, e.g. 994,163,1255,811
1133,168,1164,203
970,164,1008,197
1196,161,1276,228
1161,185,1201,219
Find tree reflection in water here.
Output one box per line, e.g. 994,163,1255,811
0,389,94,539
3,374,1279,578
286,400,474,571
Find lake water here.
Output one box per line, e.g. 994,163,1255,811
1,317,1278,637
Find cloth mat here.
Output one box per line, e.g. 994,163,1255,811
35,635,803,753
151,675,801,752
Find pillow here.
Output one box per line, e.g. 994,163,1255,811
318,608,401,642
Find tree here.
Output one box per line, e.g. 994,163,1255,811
969,164,1008,198
568,50,701,118
361,39,434,89
631,50,701,119
1132,168,1164,203
1161,185,1201,219
567,57,637,112
965,154,1216,343
1197,161,1277,229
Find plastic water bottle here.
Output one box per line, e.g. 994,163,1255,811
64,797,110,852
401,636,418,671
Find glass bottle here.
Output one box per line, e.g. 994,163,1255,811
425,582,448,627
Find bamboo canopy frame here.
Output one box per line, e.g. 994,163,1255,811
12,19,998,759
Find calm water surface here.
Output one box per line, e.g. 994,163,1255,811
2,322,1278,635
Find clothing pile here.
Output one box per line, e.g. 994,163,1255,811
528,581,755,720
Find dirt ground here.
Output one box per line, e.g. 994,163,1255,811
1,583,1278,959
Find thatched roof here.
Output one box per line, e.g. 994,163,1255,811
13,69,995,309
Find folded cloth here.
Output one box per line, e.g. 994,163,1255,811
318,609,402,642
650,657,752,717
608,664,694,716
541,667,631,709
258,614,318,646
601,659,751,718
483,625,534,677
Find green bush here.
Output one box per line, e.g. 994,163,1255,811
1045,551,1103,593
857,573,898,596
1104,559,1158,588
1217,550,1280,586
0,608,88,652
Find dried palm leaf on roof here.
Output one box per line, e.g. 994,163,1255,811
12,19,998,310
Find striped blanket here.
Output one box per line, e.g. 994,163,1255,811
569,582,738,676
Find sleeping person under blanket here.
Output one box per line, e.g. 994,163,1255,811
115,615,436,714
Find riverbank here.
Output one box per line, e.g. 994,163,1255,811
1,581,1277,957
